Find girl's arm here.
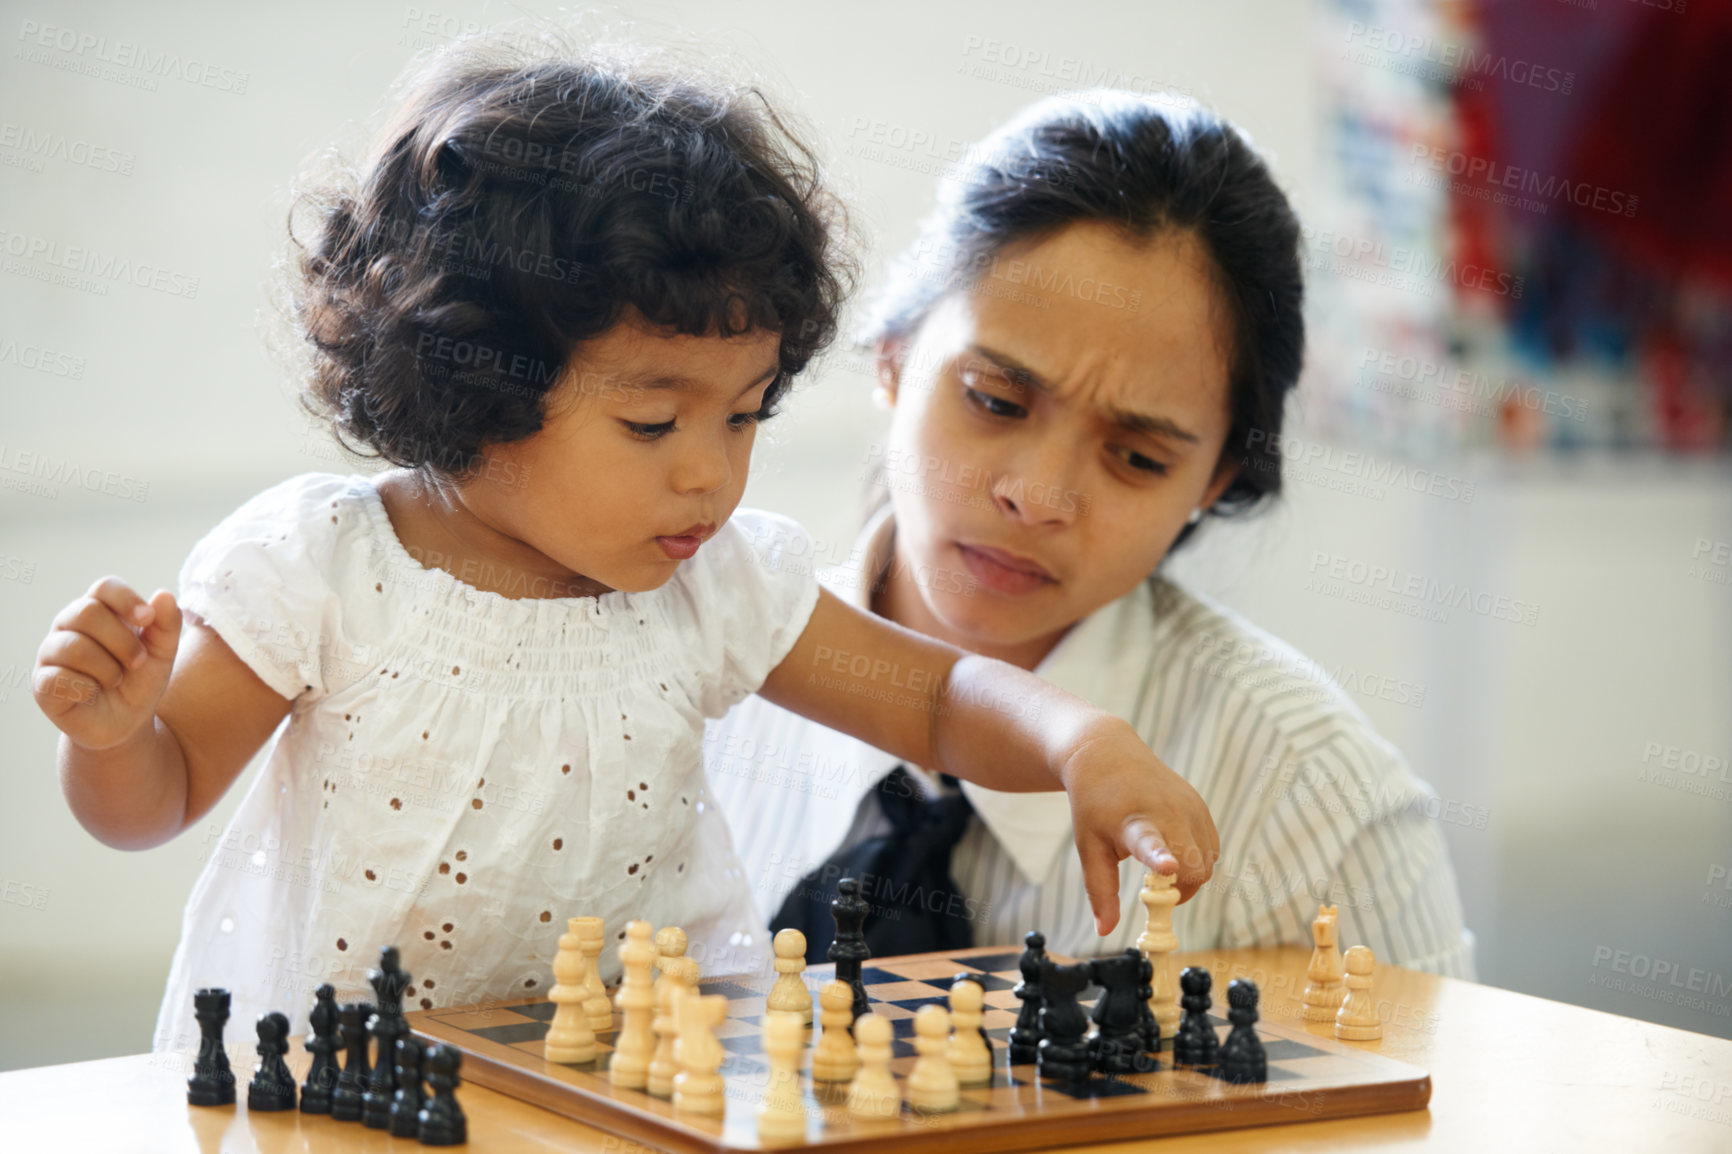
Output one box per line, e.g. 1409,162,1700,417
758,588,1220,933
36,578,291,850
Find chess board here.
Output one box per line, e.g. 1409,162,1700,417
403,945,1430,1153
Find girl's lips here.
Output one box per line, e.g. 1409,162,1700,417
957,543,1055,595
656,521,714,561
656,535,702,560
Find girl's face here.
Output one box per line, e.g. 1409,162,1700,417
878,221,1238,662
463,313,781,595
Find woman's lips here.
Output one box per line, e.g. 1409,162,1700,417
957,543,1055,595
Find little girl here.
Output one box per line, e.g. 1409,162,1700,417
35,41,1216,1053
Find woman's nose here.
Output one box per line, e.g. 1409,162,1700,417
989,441,1084,527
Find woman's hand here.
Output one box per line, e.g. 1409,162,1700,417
1057,717,1220,935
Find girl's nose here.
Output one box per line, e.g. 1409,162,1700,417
672,431,733,496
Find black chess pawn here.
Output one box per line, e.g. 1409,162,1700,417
1134,952,1161,1061
363,947,412,1128
330,1001,374,1122
829,877,872,1021
1007,930,1047,1065
186,987,236,1106
1172,966,1218,1067
1218,978,1268,1084
247,1011,298,1111
1087,949,1152,1075
300,983,340,1114
417,1043,467,1146
1035,958,1093,1084
389,1035,427,1138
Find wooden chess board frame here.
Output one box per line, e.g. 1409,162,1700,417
403,945,1431,1153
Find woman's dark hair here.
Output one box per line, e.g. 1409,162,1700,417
289,39,850,480
863,90,1303,547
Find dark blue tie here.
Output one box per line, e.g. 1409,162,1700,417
770,765,976,964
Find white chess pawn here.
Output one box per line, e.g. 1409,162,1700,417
846,1013,900,1120
757,1011,807,1141
945,978,992,1086
648,955,698,1097
574,916,613,1033
673,992,728,1117
1301,904,1345,1022
767,927,813,1025
907,1003,959,1114
655,924,688,970
544,917,597,1064
623,923,688,1010
1334,945,1383,1041
1138,871,1182,1038
609,920,657,1088
811,980,859,1083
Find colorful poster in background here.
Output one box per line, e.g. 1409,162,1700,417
1309,0,1729,456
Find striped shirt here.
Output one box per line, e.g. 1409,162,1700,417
704,505,1476,977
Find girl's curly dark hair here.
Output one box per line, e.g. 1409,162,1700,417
289,40,851,480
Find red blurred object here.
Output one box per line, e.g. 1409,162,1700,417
1565,3,1732,291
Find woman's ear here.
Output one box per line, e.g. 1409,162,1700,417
873,339,903,406
1200,454,1239,512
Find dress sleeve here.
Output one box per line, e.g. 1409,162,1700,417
685,507,822,719
176,474,351,704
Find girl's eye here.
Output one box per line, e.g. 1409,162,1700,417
626,411,761,440
963,387,1026,419
1117,447,1169,475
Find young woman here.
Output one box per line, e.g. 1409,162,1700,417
706,90,1474,976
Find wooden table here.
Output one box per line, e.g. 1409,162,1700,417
4,947,1730,1152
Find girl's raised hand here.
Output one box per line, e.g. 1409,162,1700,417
1058,720,1221,936
35,577,182,751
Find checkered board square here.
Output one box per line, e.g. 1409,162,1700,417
404,945,1430,1153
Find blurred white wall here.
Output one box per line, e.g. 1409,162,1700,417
2,0,1727,1070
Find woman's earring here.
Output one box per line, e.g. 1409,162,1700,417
1186,507,1203,525
871,385,893,411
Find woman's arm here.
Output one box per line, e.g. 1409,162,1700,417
758,588,1220,931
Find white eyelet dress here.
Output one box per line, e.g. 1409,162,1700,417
151,472,819,1053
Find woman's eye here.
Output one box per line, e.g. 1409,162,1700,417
1118,448,1169,475
963,387,1026,419
728,411,761,431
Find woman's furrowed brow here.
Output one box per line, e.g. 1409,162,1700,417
1104,407,1201,444
968,343,1200,444
966,344,1045,389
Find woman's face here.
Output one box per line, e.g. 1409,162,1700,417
878,221,1237,661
